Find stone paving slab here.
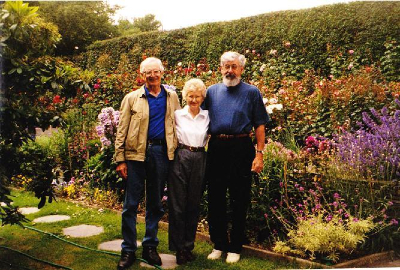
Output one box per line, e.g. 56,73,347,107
63,224,104,238
98,239,142,252
19,207,40,215
33,215,71,223
140,254,177,269
0,202,14,207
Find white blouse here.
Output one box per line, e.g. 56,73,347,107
175,106,209,147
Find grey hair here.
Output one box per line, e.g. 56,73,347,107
182,78,207,99
220,51,246,67
140,57,165,73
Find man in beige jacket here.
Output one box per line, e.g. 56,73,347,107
114,57,180,269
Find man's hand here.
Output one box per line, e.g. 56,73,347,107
251,154,263,174
116,162,128,180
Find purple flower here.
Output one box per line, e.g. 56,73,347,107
390,219,399,225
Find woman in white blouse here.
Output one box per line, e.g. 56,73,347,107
168,78,209,265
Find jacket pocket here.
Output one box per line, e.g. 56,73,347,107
125,112,142,151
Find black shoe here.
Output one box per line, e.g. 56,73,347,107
117,251,136,270
184,249,196,262
142,246,162,266
176,250,187,265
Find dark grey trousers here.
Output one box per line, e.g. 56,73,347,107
167,148,207,251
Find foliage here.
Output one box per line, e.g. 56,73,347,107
82,2,400,77
273,214,375,262
271,182,396,262
0,1,60,58
117,14,162,36
17,139,57,208
36,1,118,55
380,39,400,82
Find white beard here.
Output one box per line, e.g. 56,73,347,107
223,76,241,87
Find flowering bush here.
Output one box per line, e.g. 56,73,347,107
271,182,397,262
96,107,120,148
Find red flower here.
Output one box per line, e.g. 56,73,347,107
94,83,100,89
53,95,62,104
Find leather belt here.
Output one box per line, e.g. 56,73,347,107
214,133,249,140
178,143,205,152
147,139,166,145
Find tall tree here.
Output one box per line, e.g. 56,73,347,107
117,14,162,36
36,1,118,55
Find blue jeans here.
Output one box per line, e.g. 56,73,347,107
121,144,169,253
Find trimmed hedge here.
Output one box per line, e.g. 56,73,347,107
80,2,400,76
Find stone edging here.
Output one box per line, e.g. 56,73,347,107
334,250,395,268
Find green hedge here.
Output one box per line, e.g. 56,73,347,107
80,2,400,76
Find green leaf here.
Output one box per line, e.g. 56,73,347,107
16,68,22,74
9,23,17,31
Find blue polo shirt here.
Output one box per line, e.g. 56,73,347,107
145,85,166,140
204,81,270,134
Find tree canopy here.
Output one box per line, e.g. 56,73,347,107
117,14,162,36
35,1,118,55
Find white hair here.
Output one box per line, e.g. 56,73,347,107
182,78,206,99
140,57,165,73
220,51,246,67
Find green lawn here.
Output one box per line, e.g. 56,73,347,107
0,189,298,270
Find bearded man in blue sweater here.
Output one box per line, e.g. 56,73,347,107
204,51,270,264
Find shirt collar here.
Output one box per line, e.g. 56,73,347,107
182,105,207,118
144,85,166,98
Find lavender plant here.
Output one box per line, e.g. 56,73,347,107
335,99,400,181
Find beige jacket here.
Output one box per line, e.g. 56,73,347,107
114,85,181,162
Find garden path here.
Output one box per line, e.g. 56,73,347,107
21,208,179,269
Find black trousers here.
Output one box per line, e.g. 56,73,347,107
206,136,255,253
168,148,207,251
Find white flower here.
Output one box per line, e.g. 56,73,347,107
266,104,283,114
269,97,278,104
263,98,269,105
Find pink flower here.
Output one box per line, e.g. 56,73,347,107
348,49,354,54
94,83,100,89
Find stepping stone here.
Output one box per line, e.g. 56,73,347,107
140,254,177,269
0,202,13,207
63,224,104,238
33,215,70,223
19,207,40,215
98,239,142,252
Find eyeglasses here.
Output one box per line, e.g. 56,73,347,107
222,64,239,70
143,70,162,76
